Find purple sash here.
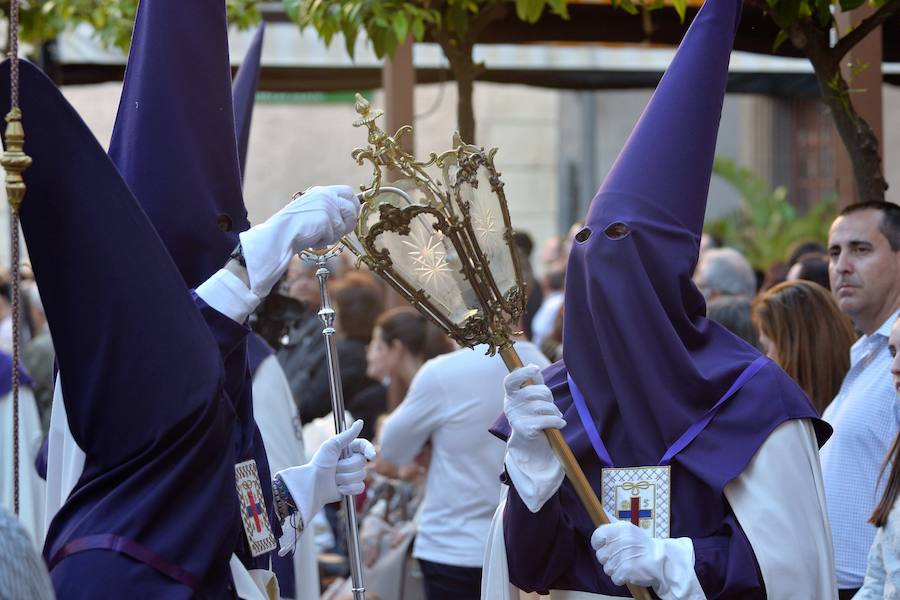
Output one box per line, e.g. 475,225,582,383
48,534,207,599
568,355,769,467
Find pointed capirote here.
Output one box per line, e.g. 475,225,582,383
108,0,248,289
587,0,742,237
233,23,266,181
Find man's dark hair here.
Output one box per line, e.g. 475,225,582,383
839,201,900,251
787,240,826,266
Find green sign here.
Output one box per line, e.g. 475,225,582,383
256,90,374,104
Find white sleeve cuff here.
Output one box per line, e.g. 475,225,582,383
276,465,318,534
195,269,261,324
656,537,705,600
503,445,565,513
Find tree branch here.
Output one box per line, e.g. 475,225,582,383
470,0,509,39
833,0,900,62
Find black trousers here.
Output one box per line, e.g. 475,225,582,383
418,558,482,600
838,588,860,600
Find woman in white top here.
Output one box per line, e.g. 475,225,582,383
857,317,900,598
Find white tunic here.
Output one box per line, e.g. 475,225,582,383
252,354,320,600
481,419,837,600
0,386,45,548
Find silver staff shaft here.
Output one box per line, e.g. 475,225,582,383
314,253,366,600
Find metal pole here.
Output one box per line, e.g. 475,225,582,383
306,249,367,600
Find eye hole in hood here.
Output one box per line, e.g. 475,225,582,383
604,222,631,240
575,227,592,243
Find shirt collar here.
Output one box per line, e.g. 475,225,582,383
873,309,900,340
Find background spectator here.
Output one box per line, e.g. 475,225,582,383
23,284,53,433
693,247,757,300
855,316,900,599
787,239,827,267
822,201,900,598
787,253,831,290
0,507,54,600
706,295,760,349
531,266,565,348
513,231,543,341
752,280,857,414
379,337,548,600
367,307,455,409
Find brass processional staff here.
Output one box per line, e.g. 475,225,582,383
342,95,651,600
1,0,32,519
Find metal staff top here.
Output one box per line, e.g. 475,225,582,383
344,94,526,356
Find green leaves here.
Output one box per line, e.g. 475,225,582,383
289,0,439,60
516,0,552,22
291,0,574,60
706,157,836,270
838,0,867,11
12,0,260,52
772,29,790,51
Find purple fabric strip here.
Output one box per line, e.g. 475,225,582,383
659,356,769,465
568,375,615,467
48,534,206,599
568,355,769,468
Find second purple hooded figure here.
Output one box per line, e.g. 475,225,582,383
487,0,838,598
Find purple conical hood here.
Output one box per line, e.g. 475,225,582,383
109,0,249,290
592,0,740,238
233,24,265,181
562,0,764,468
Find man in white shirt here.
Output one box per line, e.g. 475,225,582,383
824,201,900,599
379,341,548,600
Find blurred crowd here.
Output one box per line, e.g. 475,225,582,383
4,202,900,600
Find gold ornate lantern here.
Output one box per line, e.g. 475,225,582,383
346,96,525,354
346,95,651,600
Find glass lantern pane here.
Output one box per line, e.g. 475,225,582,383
361,187,481,327
449,163,519,301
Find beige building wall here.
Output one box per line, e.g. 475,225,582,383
12,80,559,275
0,79,896,269
885,85,900,207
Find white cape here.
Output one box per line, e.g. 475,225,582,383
1,386,45,548
252,354,320,599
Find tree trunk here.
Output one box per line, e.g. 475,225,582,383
799,29,888,203
440,39,479,145
821,80,887,203
455,65,476,144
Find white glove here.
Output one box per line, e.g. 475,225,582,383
591,520,704,600
503,364,566,513
239,185,359,298
277,419,375,534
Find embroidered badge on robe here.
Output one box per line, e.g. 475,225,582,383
601,465,670,538
235,460,278,557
